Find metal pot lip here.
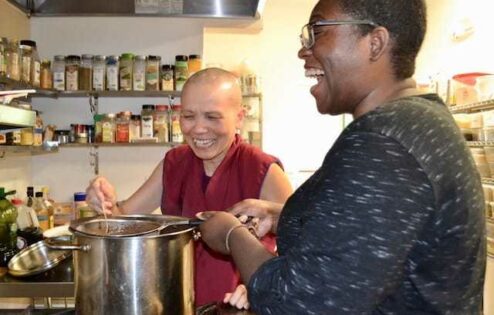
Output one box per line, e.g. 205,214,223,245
69,214,195,239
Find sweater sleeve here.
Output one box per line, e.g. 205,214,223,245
248,131,436,314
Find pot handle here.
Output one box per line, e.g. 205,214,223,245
44,238,91,252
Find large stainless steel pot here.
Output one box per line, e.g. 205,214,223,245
47,215,197,315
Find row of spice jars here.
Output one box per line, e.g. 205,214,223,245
0,38,42,87
50,54,201,92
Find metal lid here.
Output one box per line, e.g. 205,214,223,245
8,236,72,277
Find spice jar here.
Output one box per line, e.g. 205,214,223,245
171,104,183,143
106,55,119,91
116,111,131,143
52,55,66,91
40,60,52,89
93,114,104,143
0,37,7,76
19,40,33,83
174,55,188,91
30,41,40,87
75,124,88,144
20,128,34,146
188,54,202,77
80,54,93,91
6,39,20,81
119,53,134,91
146,55,161,91
161,64,174,91
154,105,169,143
93,55,106,91
129,114,141,142
133,55,146,91
65,55,81,91
141,105,155,139
102,113,116,143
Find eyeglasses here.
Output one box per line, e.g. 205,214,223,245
300,19,378,49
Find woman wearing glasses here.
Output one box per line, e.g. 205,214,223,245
199,0,486,314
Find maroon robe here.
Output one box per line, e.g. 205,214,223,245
162,134,281,305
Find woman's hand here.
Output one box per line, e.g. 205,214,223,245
85,176,118,215
198,211,241,255
223,284,250,310
228,199,284,237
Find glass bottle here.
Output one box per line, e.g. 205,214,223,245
93,55,106,91
146,55,161,91
65,55,81,91
0,37,7,76
171,104,183,143
33,110,43,146
30,41,41,87
129,114,141,142
40,60,52,89
133,55,146,91
174,55,189,91
161,64,174,91
33,191,49,232
188,54,202,77
106,55,119,91
154,105,169,143
0,188,18,267
94,114,104,143
116,111,131,143
6,39,20,81
119,53,134,91
80,54,93,91
52,55,66,91
141,105,155,138
19,40,33,84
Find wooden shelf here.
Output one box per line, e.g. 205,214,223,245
60,142,182,148
0,144,58,156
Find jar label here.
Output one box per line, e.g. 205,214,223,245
141,115,154,138
107,66,119,90
54,72,65,91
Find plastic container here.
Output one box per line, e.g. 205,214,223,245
116,111,131,143
133,55,146,91
52,55,66,91
119,53,134,91
93,55,106,91
141,105,155,138
188,54,201,76
80,54,93,91
476,75,494,102
146,56,161,91
154,105,169,143
171,104,183,143
40,60,52,89
65,55,81,91
174,55,188,91
452,73,490,106
160,64,174,91
102,113,116,143
106,55,119,91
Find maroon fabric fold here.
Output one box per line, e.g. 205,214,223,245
162,134,281,305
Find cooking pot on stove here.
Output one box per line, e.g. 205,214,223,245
46,214,201,315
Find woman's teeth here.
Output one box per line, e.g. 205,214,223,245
193,139,214,147
305,68,325,78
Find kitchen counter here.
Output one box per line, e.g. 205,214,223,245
0,258,255,314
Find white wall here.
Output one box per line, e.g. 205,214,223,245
30,17,204,201
204,0,342,176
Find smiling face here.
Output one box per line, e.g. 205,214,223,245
298,0,373,116
180,69,244,175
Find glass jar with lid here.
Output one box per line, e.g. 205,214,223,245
30,41,40,87
106,55,119,91
116,111,131,143
154,105,169,143
65,55,81,91
0,37,7,76
93,114,104,143
40,60,52,89
52,55,66,91
141,105,155,138
133,55,146,91
146,56,161,91
80,54,93,91
19,40,33,84
119,53,134,91
174,55,189,91
102,113,116,143
6,39,20,81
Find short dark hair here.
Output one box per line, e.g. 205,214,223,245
337,0,426,79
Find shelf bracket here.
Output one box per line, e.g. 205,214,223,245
168,95,175,107
89,146,99,176
89,95,99,115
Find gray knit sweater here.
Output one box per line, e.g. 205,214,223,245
249,94,486,315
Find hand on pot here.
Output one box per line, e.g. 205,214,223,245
86,176,118,215
198,211,242,255
228,199,284,237
224,284,250,310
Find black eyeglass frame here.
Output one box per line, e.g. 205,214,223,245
300,19,378,49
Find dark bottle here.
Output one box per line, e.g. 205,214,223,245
0,187,18,267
